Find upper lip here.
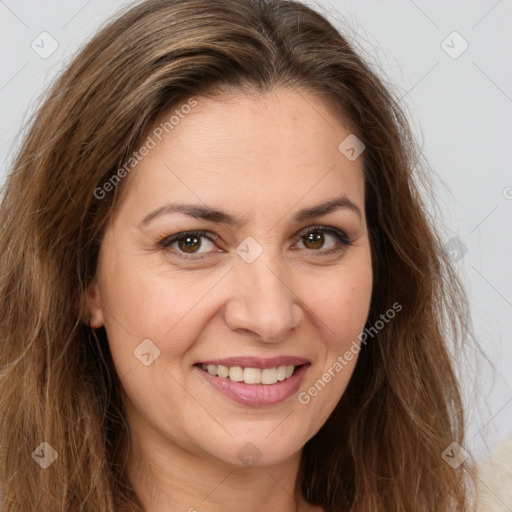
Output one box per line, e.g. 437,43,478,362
196,356,310,368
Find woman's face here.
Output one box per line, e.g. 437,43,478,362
87,88,373,468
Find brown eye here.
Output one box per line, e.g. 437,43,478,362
302,231,326,250
177,234,202,253
296,226,352,254
160,231,218,259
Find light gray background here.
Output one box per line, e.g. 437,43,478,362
1,0,511,464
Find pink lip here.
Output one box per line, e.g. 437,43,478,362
196,356,310,368
195,363,310,407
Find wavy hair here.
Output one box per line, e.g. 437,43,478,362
0,0,477,510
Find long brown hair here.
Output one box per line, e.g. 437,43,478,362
0,0,477,510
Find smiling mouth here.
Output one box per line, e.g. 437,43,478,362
198,363,304,385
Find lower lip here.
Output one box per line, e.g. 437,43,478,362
195,364,310,407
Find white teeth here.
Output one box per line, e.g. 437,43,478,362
200,363,299,384
228,366,244,382
243,367,261,384
217,364,229,378
261,368,277,384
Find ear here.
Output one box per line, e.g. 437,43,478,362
84,278,105,329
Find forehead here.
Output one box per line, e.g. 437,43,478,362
118,88,365,220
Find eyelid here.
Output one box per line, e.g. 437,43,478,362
297,225,352,245
159,230,218,255
159,225,352,260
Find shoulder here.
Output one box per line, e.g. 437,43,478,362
476,437,512,511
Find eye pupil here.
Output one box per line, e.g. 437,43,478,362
165,228,345,259
178,236,201,253
304,232,324,250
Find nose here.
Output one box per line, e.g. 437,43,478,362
223,253,304,342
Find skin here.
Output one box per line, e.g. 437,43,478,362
86,87,373,512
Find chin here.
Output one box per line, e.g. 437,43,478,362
206,434,305,469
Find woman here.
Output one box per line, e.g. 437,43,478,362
0,0,478,510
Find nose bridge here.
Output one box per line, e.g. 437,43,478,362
224,242,302,341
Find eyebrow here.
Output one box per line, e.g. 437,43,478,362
140,195,362,227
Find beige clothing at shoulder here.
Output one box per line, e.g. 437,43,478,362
476,438,512,511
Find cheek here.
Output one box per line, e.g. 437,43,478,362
99,251,215,340
305,260,373,350
295,256,372,417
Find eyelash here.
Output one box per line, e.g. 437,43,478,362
158,226,353,261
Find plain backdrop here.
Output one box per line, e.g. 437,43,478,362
1,0,511,464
